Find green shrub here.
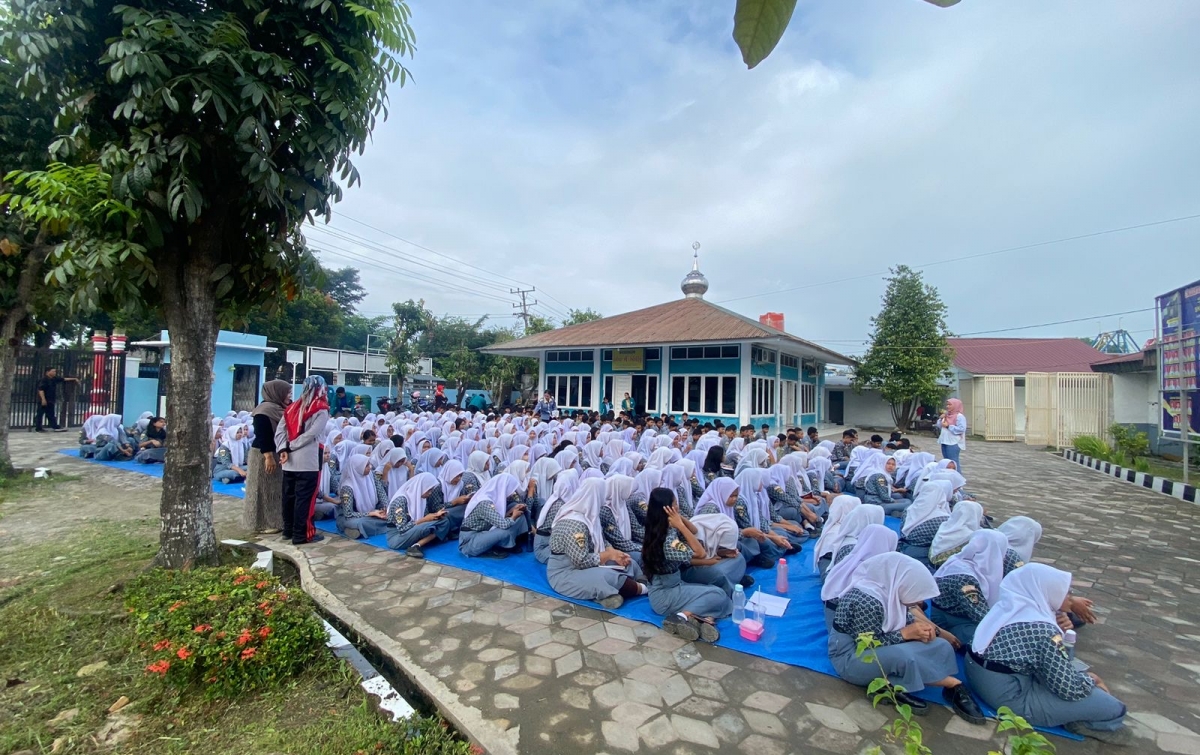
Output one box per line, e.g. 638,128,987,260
1109,423,1150,463
126,565,327,698
1071,435,1111,461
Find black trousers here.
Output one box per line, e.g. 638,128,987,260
282,470,319,544
34,401,58,430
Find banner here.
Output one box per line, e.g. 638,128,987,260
1158,281,1200,438
612,348,645,371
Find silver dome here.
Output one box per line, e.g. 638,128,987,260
681,254,709,299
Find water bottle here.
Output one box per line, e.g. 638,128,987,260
732,584,746,625
776,557,789,594
1063,629,1077,662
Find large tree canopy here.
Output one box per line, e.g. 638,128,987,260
3,0,414,566
852,265,953,431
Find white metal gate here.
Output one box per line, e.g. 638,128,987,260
982,375,1016,441
1025,372,1055,446
1055,372,1111,448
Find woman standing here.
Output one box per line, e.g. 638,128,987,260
277,375,331,545
938,398,967,471
243,380,291,535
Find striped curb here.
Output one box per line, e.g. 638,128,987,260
1060,450,1197,504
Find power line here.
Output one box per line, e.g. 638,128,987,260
715,212,1200,305
511,288,537,331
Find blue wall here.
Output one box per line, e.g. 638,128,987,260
668,357,740,376
123,376,159,419
158,329,269,417
544,360,595,375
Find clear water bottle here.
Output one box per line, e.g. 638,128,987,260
1063,629,1077,662
732,584,746,625
776,557,789,594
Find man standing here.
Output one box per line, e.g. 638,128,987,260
34,367,79,432
534,390,557,422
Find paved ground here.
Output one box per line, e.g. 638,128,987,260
9,433,1200,755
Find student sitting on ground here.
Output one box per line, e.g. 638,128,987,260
820,523,897,629
213,424,249,483
930,529,1009,645
547,478,646,609
134,417,167,463
533,468,580,563
385,472,452,559
928,500,985,567
458,473,528,559
335,453,390,540
897,481,952,570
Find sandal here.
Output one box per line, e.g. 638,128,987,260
662,614,700,642
696,617,720,644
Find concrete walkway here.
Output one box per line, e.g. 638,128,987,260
14,434,1200,754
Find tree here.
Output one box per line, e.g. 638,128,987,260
852,265,953,431
387,299,434,389
525,314,555,335
5,0,414,566
321,266,367,312
563,308,603,326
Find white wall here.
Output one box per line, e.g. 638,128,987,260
1112,372,1156,425
827,387,897,430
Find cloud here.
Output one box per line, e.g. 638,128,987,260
318,0,1200,351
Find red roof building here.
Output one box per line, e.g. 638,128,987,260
948,338,1108,375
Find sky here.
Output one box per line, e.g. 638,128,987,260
307,0,1200,357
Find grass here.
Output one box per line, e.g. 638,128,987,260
0,525,472,755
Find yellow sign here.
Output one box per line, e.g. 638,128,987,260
612,348,645,371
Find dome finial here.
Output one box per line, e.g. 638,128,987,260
681,242,708,299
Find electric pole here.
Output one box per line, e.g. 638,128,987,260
511,287,537,332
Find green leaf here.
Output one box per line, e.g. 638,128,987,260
210,263,233,282
732,0,798,69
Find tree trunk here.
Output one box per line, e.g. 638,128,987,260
890,399,917,433
0,243,47,477
154,241,220,568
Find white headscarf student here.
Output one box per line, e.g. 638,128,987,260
602,474,638,546
931,529,1009,645
214,424,249,481
466,449,492,483
416,448,447,476
626,467,662,528
966,564,1128,741
929,469,969,502
901,480,953,538
533,468,582,561
998,516,1043,563
690,513,739,559
824,504,886,567
384,472,452,557
381,446,410,499
695,477,739,519
929,500,985,566
660,463,693,516
335,454,390,540
813,495,861,574
556,447,580,473
734,447,770,476
581,440,606,471
604,438,628,464
457,472,528,558
546,477,645,608
529,456,562,512
683,451,707,492
821,523,899,606
605,457,634,479
646,447,674,470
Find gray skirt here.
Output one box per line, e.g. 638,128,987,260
828,630,956,693
242,448,284,532
965,655,1126,730
648,570,731,619
533,533,552,564
547,553,634,601
387,517,452,551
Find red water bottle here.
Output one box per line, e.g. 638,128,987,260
776,557,789,594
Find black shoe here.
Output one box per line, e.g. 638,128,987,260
739,575,756,588
1065,722,1132,746
406,544,425,559
34,428,46,433
53,428,67,433
943,685,985,725
478,549,508,559
294,533,325,545
886,691,929,716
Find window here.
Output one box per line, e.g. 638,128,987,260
546,375,592,409
670,345,739,360
546,350,593,362
781,354,798,369
670,374,737,415
751,377,777,415
801,382,817,415
751,346,777,365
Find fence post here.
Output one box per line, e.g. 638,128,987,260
90,331,108,416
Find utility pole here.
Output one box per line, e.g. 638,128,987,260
511,287,537,332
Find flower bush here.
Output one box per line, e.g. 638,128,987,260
126,565,327,697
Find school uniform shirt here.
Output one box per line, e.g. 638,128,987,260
599,506,639,552
975,622,1095,701
386,495,420,534
657,527,695,575
734,494,783,530
832,441,853,463
833,543,856,565
337,476,388,518
674,485,694,518
933,573,990,624
213,446,235,473
767,481,805,517
423,485,447,514
859,474,892,507
900,515,949,548
625,493,649,529
462,499,518,532
832,588,914,646
459,471,483,500
550,519,604,569
1003,549,1024,574
537,497,569,537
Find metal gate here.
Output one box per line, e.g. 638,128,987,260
231,364,260,412
1025,372,1055,446
1055,372,1111,448
9,348,127,429
982,375,1016,441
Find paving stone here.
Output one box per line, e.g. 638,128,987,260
555,649,583,677
594,680,626,708
601,720,640,753
613,649,649,674
1131,712,1198,736
688,676,729,701
741,708,787,737
1161,733,1200,755
629,664,678,685
533,642,575,659
688,660,736,680
578,622,609,646
573,669,612,687
525,655,553,676
711,710,749,744
636,714,678,749
672,714,720,748
841,699,887,732
522,628,554,649
805,725,862,754
943,715,996,741
611,701,660,727
737,733,788,755
743,690,791,714
659,673,692,706
604,622,637,643
561,617,599,631
623,679,664,706
561,686,592,711
397,627,423,640
498,673,542,691
643,632,688,651
804,702,859,734
589,637,634,655
478,647,514,662
493,693,519,710
493,658,519,681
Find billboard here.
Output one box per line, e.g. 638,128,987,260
1157,280,1200,440
612,348,645,371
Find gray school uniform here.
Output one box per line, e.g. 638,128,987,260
647,528,732,619
385,494,452,551
546,520,641,602
534,496,568,564
768,479,806,524
898,516,948,570
966,622,1126,731
931,573,990,645
682,555,744,598
599,506,641,564
95,433,134,461
829,588,956,693
212,446,244,483
734,495,786,568
459,499,519,556
334,476,390,539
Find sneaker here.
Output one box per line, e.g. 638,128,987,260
294,534,325,545
478,549,508,559
599,594,624,610
53,428,68,433
406,544,425,559
343,527,361,540
34,428,46,433
697,620,720,644
943,685,985,725
1065,722,1133,746
662,614,700,642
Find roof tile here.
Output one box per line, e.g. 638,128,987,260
948,338,1107,375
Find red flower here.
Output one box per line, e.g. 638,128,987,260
145,660,171,675
258,626,271,639
236,630,254,647
176,647,192,660
167,601,185,613
233,574,251,585
193,624,212,633
255,580,268,589
153,639,171,651
262,607,273,616
240,647,257,660
257,600,271,610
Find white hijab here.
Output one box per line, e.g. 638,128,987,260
808,456,833,493
695,477,739,520
733,468,771,530
537,468,580,527
813,495,861,570
467,450,492,482
438,459,465,503
463,472,520,521
850,552,940,633
344,454,378,514
382,446,409,497
734,447,770,476
221,425,248,468
930,500,984,559
660,464,689,507
972,564,1072,653
630,468,662,504
691,513,739,559
394,472,439,521
647,447,674,470
821,523,898,602
605,457,634,479
826,504,885,557
603,475,635,541
998,516,1043,563
552,478,608,556
529,457,562,501
582,440,605,469
936,529,1009,605
850,450,891,486
901,480,953,536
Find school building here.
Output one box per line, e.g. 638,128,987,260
481,259,854,431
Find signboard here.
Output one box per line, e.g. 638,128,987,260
285,350,304,364
306,346,392,375
308,347,340,371
612,348,645,371
1157,280,1200,440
